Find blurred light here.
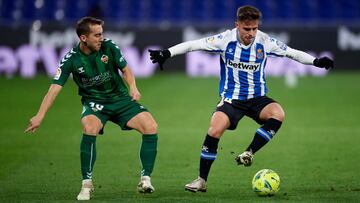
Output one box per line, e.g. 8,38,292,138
32,20,42,31
35,0,44,9
15,0,23,8
55,9,64,20
12,10,21,20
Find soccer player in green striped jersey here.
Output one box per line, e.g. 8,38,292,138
25,17,158,200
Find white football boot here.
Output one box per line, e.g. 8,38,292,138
235,151,254,166
77,179,94,200
185,177,207,192
137,176,155,193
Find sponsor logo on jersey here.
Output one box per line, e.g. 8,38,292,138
78,67,85,74
54,67,61,80
227,60,260,71
256,48,264,59
81,71,112,87
101,55,109,64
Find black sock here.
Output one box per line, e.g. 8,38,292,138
246,118,282,154
199,134,219,181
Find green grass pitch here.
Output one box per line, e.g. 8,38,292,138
0,72,359,202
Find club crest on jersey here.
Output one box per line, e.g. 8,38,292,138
78,67,85,74
101,55,109,64
256,48,264,59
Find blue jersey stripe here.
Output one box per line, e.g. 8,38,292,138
219,57,226,95
254,43,265,97
225,41,237,60
238,71,248,100
263,59,268,95
224,41,237,99
224,68,234,99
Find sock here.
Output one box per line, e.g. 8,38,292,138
140,134,158,176
199,134,219,181
80,134,97,180
246,118,282,154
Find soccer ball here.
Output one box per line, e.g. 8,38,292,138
252,169,280,196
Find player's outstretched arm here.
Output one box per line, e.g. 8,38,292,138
25,84,62,133
285,48,334,70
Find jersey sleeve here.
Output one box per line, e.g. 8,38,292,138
265,36,289,57
265,34,315,64
106,39,127,70
201,30,231,52
169,30,231,57
52,53,72,86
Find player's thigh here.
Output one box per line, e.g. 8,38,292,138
259,102,285,121
211,99,245,136
127,111,157,134
208,111,231,138
110,99,156,134
81,101,109,135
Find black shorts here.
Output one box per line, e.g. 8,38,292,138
215,96,277,130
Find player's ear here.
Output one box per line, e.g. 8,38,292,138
235,21,240,28
80,35,87,43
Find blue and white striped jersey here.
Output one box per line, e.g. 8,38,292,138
169,28,315,101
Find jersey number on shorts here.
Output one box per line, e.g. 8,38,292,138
89,102,104,112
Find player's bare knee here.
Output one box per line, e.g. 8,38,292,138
83,124,100,135
143,121,158,134
273,110,285,122
207,127,223,138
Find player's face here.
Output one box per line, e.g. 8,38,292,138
82,24,104,52
236,20,259,46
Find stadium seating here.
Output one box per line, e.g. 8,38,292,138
0,0,359,25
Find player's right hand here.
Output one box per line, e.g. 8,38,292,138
148,49,171,70
24,115,43,133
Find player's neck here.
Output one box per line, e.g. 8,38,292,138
79,42,92,55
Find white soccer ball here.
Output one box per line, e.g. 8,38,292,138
252,169,280,196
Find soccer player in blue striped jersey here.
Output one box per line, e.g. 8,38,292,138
149,5,333,192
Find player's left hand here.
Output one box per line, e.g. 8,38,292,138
130,87,141,101
313,57,334,70
149,49,171,70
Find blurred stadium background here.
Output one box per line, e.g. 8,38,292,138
1,0,360,202
0,0,359,78
1,0,360,25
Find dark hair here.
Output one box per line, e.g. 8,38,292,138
76,17,104,37
237,5,262,21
